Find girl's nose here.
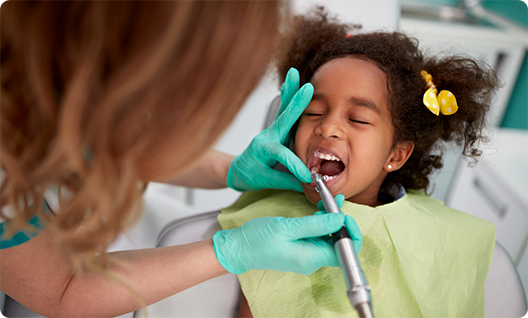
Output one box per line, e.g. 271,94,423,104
315,114,343,139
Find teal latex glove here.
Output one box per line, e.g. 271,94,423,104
227,68,312,192
316,194,363,253
213,213,345,275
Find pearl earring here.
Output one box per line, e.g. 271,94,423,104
387,164,392,170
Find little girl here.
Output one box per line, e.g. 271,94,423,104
219,8,499,318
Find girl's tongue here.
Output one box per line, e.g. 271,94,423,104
320,160,345,176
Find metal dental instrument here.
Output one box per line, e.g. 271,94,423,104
311,173,373,318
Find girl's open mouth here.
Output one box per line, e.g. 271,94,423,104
305,149,345,187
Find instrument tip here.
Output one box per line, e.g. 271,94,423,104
311,173,328,183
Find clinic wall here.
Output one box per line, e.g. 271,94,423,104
501,46,528,129
485,0,528,130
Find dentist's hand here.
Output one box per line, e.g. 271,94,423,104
227,68,312,192
213,213,345,275
316,194,363,253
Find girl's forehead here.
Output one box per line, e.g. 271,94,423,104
312,57,386,84
311,57,389,99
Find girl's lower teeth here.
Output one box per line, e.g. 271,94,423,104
310,168,336,182
323,175,335,182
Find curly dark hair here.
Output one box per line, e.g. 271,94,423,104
277,8,500,192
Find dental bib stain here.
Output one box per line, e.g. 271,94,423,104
309,268,353,315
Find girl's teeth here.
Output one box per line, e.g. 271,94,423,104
313,151,341,161
323,175,335,182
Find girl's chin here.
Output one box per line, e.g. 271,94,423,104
303,189,323,206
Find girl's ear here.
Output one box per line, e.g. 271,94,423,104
385,141,414,172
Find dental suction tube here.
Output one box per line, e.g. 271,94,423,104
311,173,373,318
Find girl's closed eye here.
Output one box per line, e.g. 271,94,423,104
305,112,324,117
303,106,325,117
348,118,370,125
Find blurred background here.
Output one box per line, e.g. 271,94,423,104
114,0,528,303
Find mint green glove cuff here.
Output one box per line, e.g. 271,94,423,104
213,229,246,274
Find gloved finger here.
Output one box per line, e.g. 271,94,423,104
265,144,311,184
302,227,333,243
317,194,345,211
273,83,313,139
334,194,345,207
283,213,344,239
344,215,363,253
277,68,300,117
313,211,325,216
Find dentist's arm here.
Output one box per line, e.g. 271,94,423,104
1,227,228,318
168,148,233,189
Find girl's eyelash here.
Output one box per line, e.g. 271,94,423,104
305,113,368,124
349,119,369,125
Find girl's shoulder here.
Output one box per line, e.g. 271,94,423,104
405,189,496,233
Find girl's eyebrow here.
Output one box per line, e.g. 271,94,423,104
311,92,381,115
311,92,324,101
348,97,381,115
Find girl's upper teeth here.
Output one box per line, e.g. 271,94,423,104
315,150,340,161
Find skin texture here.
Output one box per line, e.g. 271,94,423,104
295,57,414,206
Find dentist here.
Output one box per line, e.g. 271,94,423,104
0,2,353,317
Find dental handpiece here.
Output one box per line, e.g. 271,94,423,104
311,173,373,318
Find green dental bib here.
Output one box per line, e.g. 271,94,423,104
218,189,495,318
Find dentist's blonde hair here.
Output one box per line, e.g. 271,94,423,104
1,1,282,275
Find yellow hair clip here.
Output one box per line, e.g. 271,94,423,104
421,70,458,116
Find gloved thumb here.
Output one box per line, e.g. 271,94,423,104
283,213,344,239
345,215,363,253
